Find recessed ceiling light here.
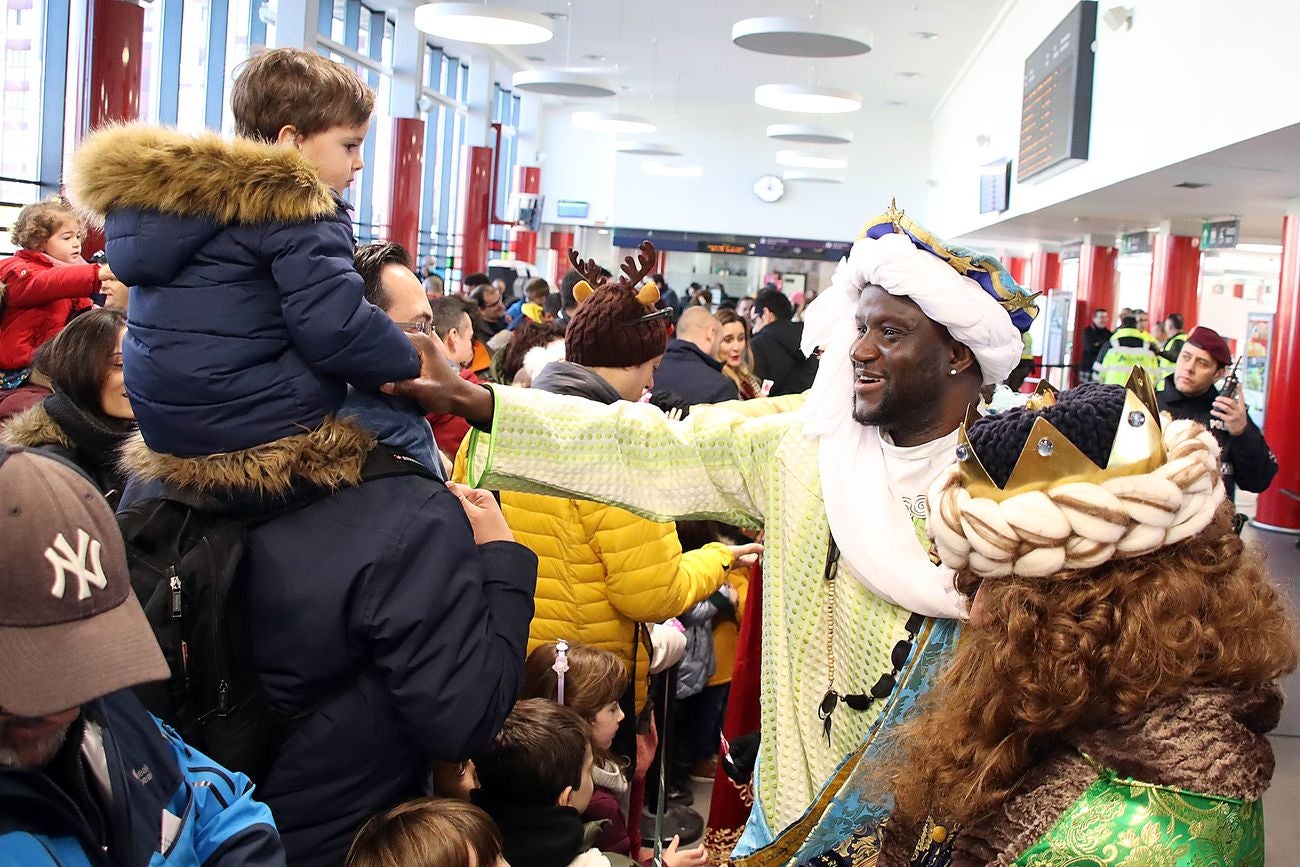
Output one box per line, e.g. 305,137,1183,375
583,53,607,61
911,31,940,40
512,70,616,98
1173,181,1210,189
732,17,872,57
525,55,545,62
572,111,657,134
766,124,853,145
776,150,848,169
414,4,554,45
755,84,861,114
616,141,682,156
895,71,921,79
782,170,844,184
883,99,908,107
642,161,703,178
541,11,567,20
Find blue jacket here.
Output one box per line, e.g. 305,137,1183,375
0,690,285,867
118,419,538,867
64,125,419,457
652,339,739,407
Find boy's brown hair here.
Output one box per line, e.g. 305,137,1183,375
473,698,591,808
10,198,80,250
231,48,374,143
345,799,502,867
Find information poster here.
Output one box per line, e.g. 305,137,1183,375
1241,313,1273,427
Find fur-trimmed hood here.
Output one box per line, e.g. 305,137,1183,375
65,124,337,227
0,402,73,450
118,415,375,500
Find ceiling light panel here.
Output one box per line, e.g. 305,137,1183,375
414,3,553,45
775,150,848,169
572,111,657,134
766,123,853,145
754,84,861,114
512,70,616,98
782,170,844,184
732,17,872,57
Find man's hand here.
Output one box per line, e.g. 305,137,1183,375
446,481,514,544
725,542,764,569
97,264,116,282
382,331,494,424
1211,392,1248,437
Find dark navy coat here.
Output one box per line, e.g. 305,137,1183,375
652,338,739,406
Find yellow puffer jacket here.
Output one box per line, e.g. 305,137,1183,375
453,449,732,708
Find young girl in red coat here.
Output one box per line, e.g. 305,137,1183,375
0,198,113,388
524,642,708,867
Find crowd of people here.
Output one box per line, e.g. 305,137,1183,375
1,47,1295,867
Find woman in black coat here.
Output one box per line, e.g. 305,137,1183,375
2,308,135,503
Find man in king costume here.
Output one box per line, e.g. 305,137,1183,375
389,204,1040,862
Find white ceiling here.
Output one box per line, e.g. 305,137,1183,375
422,0,1009,133
956,123,1300,247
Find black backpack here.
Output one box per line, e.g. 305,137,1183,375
118,445,437,780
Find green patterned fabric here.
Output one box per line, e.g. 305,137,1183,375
466,389,920,834
1015,761,1264,866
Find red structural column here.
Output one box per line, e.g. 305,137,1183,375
387,117,425,259
511,165,540,264
1073,245,1117,380
461,146,494,276
549,229,574,287
80,0,144,258
1254,213,1300,531
1005,256,1028,286
1030,250,1060,296
1148,234,1200,325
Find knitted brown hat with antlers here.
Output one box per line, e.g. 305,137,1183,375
564,240,671,369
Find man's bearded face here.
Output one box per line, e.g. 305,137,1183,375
850,284,955,434
0,708,79,769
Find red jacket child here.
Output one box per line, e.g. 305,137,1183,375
0,250,99,370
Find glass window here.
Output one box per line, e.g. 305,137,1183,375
138,0,166,124
0,0,44,201
176,0,212,132
220,0,253,133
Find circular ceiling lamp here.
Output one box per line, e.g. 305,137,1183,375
642,161,703,178
782,170,844,184
413,3,553,45
732,17,872,57
766,123,853,145
776,150,848,169
512,70,615,98
616,141,682,156
754,84,861,114
572,111,657,134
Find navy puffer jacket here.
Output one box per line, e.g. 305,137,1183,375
65,125,419,457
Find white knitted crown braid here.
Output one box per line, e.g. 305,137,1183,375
926,418,1226,579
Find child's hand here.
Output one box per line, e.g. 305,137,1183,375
446,481,514,545
660,836,708,867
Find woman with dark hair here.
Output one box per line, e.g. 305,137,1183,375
713,309,762,400
2,308,134,503
863,379,1297,865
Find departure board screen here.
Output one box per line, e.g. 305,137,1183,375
1017,1,1097,183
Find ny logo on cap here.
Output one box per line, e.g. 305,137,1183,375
45,529,107,601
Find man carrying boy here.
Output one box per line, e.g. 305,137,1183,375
65,49,539,866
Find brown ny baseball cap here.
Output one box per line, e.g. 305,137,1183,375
0,446,168,717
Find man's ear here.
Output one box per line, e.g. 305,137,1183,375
949,342,977,376
275,124,300,147
557,785,574,808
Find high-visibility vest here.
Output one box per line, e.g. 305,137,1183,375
1095,328,1161,384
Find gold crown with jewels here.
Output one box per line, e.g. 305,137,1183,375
957,368,1166,502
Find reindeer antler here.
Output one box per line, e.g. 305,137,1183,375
568,248,607,290
618,240,657,290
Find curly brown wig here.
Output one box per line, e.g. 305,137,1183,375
11,197,81,250
880,500,1297,835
